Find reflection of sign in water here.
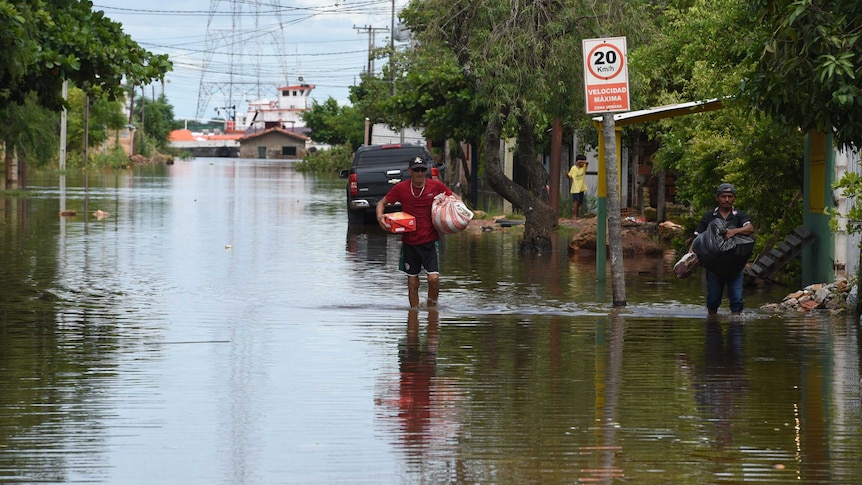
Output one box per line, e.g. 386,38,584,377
583,37,630,113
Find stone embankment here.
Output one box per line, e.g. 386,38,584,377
760,277,853,315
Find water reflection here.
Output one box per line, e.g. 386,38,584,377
375,309,463,477
2,161,862,484
397,310,439,451
581,310,625,482
682,321,748,451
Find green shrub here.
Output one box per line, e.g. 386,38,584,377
93,146,133,169
296,144,353,173
136,135,155,157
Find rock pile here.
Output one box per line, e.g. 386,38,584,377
760,277,852,315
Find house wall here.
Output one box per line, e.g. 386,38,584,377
239,132,306,159
834,146,862,277
370,124,425,145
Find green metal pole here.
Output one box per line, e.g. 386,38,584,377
802,131,835,285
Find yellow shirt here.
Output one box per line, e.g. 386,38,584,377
568,163,587,194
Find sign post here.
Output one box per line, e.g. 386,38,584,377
583,37,629,306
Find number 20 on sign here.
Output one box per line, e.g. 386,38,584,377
582,37,630,113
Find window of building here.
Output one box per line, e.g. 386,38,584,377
282,146,297,156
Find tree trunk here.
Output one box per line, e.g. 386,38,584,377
657,168,666,222
517,115,548,202
483,118,556,255
444,139,451,185
5,148,18,190
549,117,562,214
18,147,26,189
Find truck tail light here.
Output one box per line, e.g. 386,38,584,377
348,173,359,196
431,167,440,179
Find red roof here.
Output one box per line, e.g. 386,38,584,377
238,127,309,142
169,129,195,142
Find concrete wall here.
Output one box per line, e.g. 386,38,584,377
370,124,425,145
834,146,862,277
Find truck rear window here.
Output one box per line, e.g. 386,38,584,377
356,147,429,166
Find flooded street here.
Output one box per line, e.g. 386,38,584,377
2,158,861,484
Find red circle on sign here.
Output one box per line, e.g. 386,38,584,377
587,43,625,81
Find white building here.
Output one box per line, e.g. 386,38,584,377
236,80,315,135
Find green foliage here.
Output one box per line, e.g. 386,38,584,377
740,0,862,149
295,144,353,174
301,97,364,150
0,93,58,168
0,0,172,112
348,73,393,125
831,172,862,234
92,145,133,169
0,1,172,174
625,0,805,253
648,105,805,253
133,92,179,150
135,134,156,158
65,87,126,158
380,48,486,145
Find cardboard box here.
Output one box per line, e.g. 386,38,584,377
384,212,416,233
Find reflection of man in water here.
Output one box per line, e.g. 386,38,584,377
398,310,439,450
692,321,747,450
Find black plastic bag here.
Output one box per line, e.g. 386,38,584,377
691,218,754,280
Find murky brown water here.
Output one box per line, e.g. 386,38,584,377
1,159,861,484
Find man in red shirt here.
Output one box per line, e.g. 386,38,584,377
376,157,456,308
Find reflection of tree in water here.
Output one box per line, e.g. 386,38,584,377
687,321,749,450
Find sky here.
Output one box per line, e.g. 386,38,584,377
93,0,407,121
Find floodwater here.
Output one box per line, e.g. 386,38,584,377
1,158,861,484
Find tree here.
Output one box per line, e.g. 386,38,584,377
0,1,171,111
133,92,179,151
371,48,486,146
66,87,127,163
348,73,393,129
0,94,58,186
301,97,365,149
740,0,862,149
1,1,171,182
628,0,805,256
401,0,652,254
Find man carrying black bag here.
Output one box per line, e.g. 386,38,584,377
691,183,755,316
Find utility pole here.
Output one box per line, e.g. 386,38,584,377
60,80,67,171
354,25,389,76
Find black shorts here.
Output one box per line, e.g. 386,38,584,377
399,241,440,276
571,192,585,204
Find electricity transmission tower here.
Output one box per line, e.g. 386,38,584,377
195,0,290,120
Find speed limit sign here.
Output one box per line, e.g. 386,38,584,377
583,37,630,113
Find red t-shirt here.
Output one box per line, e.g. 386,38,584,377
384,179,452,245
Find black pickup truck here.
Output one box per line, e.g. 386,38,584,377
339,143,444,224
